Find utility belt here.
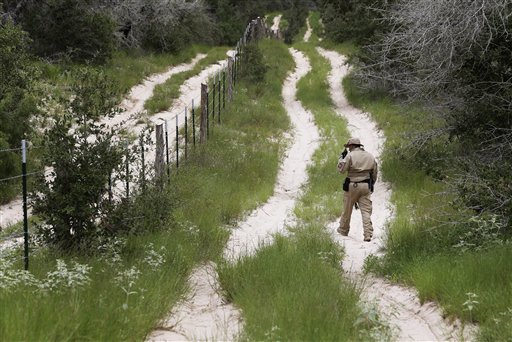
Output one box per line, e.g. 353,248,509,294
342,177,373,192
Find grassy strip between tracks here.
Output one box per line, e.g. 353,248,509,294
144,46,231,115
343,75,512,341
0,39,290,341
217,37,386,340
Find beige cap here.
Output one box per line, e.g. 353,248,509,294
344,137,362,147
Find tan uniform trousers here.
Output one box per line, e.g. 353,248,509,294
339,182,373,239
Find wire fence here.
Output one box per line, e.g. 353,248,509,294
0,17,275,269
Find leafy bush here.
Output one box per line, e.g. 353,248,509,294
317,0,393,44
354,0,512,228
32,68,124,250
20,0,116,63
109,0,215,53
282,0,309,44
105,184,178,236
452,214,507,252
0,20,38,202
241,43,268,83
205,0,284,45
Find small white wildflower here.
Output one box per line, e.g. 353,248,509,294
115,266,140,287
143,244,166,268
42,259,91,291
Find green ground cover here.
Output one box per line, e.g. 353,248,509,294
0,39,290,341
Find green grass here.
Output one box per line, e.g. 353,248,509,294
0,39,290,341
343,72,512,341
144,46,231,115
216,39,382,340
293,41,349,223
0,227,199,341
308,11,324,41
219,228,362,341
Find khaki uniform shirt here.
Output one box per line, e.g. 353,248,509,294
337,147,378,183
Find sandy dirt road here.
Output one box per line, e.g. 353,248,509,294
147,47,320,341
271,14,282,35
304,17,312,42
317,47,475,341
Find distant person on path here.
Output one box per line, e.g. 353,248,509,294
337,138,378,242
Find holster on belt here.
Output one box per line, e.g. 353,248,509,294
343,177,350,192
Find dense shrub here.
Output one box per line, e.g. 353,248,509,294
241,43,268,83
354,0,512,227
19,0,116,63
317,0,393,44
282,0,309,44
32,68,124,250
108,0,216,53
205,0,279,45
0,20,38,202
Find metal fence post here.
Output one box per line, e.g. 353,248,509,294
175,116,179,169
165,120,170,179
125,140,130,199
212,74,216,123
21,140,28,271
192,99,196,147
207,86,210,139
223,69,226,109
228,57,234,101
200,84,208,144
218,73,221,124
140,134,145,191
184,107,188,159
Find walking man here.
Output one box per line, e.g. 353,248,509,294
337,138,378,242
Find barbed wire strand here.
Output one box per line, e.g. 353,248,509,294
0,145,43,153
0,147,22,153
0,170,46,183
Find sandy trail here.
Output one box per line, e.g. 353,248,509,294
317,47,474,341
148,48,320,341
0,199,24,229
271,14,282,34
304,17,312,42
108,53,207,129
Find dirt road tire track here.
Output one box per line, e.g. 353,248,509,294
148,47,320,341
317,47,475,341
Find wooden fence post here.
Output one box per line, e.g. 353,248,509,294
228,57,234,101
200,83,208,144
155,123,165,187
218,73,221,123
